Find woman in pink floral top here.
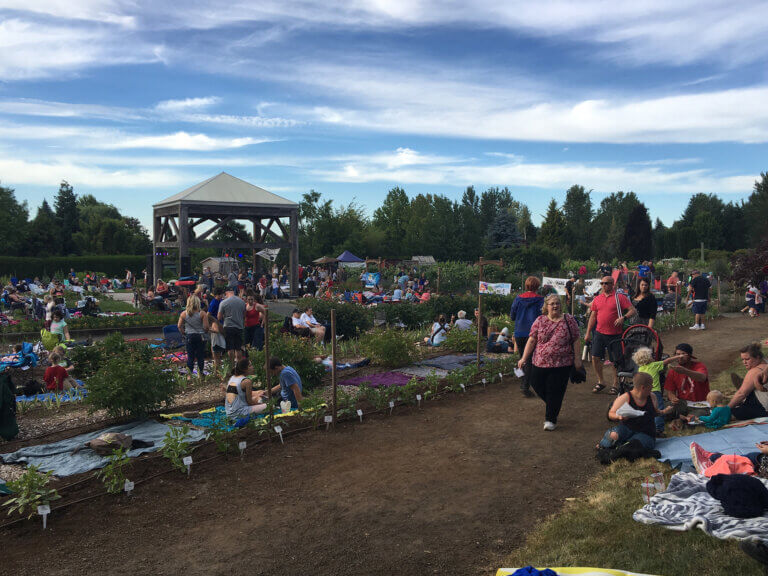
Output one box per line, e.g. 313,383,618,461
518,294,583,431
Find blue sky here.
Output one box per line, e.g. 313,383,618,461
2,1,768,231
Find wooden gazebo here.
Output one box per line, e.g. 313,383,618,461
152,172,300,295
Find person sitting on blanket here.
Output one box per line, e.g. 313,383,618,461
682,389,731,429
598,372,674,451
44,353,78,391
268,357,304,410
452,310,473,331
664,342,710,405
690,440,768,478
729,342,768,420
424,314,449,346
224,358,268,419
51,345,76,374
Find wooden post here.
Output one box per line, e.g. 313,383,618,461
477,258,484,368
264,308,272,432
674,283,679,324
331,309,338,429
717,276,721,309
437,267,441,295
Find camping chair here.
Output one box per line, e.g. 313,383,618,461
162,324,184,349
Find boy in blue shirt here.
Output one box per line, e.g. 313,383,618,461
268,357,303,410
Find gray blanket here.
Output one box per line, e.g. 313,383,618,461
0,420,206,477
633,472,768,543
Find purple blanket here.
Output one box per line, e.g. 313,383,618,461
338,371,421,388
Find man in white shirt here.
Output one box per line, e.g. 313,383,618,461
290,309,312,338
300,307,326,342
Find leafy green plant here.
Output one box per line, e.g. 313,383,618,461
359,329,416,368
299,389,327,429
249,333,326,390
97,447,130,494
85,342,181,418
162,425,191,473
3,465,61,519
444,327,479,352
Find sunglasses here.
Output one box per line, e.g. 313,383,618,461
600,282,613,285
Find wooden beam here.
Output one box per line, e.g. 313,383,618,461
190,241,290,250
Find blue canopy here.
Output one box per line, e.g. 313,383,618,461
336,250,364,263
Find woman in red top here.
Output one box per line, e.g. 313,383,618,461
518,294,583,431
244,292,265,351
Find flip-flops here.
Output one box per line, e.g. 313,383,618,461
592,383,606,394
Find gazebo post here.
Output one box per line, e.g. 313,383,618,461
178,204,191,277
152,214,163,285
289,210,299,297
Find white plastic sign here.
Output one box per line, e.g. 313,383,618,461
460,383,466,391
37,504,50,529
324,415,333,430
482,378,487,386
124,480,134,495
498,372,503,380
416,394,422,407
274,425,284,443
182,455,193,476
389,400,395,414
238,441,247,456
357,409,363,422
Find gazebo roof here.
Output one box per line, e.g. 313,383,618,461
153,172,298,208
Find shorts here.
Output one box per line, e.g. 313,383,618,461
591,330,620,359
692,300,708,315
224,327,243,351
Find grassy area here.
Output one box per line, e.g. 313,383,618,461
501,458,762,575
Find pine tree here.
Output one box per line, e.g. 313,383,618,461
620,204,653,260
0,184,29,256
562,184,593,258
54,180,79,255
538,199,567,250
26,200,60,256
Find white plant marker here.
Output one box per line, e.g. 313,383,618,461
498,372,503,381
356,409,363,422
37,504,50,529
460,383,466,392
482,378,487,388
389,400,395,415
416,394,422,407
238,441,247,458
182,455,193,476
324,415,333,430
124,480,134,496
274,425,284,444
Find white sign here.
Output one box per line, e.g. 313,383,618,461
416,394,422,407
274,425,284,443
498,372,504,380
460,383,466,392
479,281,511,295
183,455,193,476
324,415,333,423
238,441,247,456
542,276,601,297
357,409,363,422
37,504,50,529
256,248,280,262
124,480,135,495
482,378,487,386
389,400,395,414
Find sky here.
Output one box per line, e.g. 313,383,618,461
2,1,768,231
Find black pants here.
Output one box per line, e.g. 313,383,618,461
514,336,532,390
732,391,768,420
247,324,264,351
529,365,570,424
185,333,206,375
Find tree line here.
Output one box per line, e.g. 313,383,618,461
2,172,767,263
0,181,152,257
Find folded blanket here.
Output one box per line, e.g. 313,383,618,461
633,471,768,544
655,424,767,472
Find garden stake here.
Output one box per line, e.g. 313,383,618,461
124,480,134,496
324,415,333,430
183,456,192,476
674,283,678,324
357,409,363,422
331,308,338,429
389,400,395,414
416,394,422,408
238,441,246,459
474,257,503,367
274,425,284,444
37,505,50,530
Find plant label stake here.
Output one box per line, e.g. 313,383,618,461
238,441,247,458
182,456,193,476
356,409,363,422
416,394,422,407
498,372,503,381
274,425,284,444
124,480,134,496
37,504,50,530
482,378,487,388
460,383,466,392
324,415,333,430
389,400,395,414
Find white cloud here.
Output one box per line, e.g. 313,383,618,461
0,158,189,188
154,97,221,112
313,148,757,196
108,131,269,151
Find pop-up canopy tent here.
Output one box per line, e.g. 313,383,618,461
336,250,365,268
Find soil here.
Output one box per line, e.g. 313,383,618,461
1,315,766,576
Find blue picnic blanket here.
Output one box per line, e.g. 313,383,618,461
0,342,38,373
167,406,284,431
0,420,206,477
15,380,87,403
417,353,496,371
656,424,768,472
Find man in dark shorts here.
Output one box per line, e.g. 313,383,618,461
218,288,246,362
688,270,711,330
585,276,637,394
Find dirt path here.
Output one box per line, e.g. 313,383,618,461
2,315,765,576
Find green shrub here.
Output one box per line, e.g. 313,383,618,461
444,327,479,352
3,465,61,518
359,329,416,368
162,425,192,473
0,255,147,279
298,298,373,338
85,343,181,418
249,332,326,390
97,447,130,494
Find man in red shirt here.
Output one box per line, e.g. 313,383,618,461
664,343,709,403
585,276,636,394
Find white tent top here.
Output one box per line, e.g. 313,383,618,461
153,172,298,208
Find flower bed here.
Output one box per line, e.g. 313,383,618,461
0,311,179,335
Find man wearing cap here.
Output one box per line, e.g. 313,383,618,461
218,287,246,362
688,270,711,330
664,343,710,403
586,276,637,394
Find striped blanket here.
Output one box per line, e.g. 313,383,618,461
633,472,768,543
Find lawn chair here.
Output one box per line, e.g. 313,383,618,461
162,324,184,349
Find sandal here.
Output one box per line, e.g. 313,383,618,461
592,383,606,394
609,386,620,395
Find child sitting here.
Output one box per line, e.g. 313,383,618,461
686,390,731,429
632,347,684,436
44,353,78,392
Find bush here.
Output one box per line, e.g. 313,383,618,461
0,255,147,279
69,331,128,379
249,331,326,390
85,343,181,418
297,298,373,338
359,329,416,368
444,327,478,352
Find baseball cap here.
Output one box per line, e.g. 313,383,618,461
675,343,696,359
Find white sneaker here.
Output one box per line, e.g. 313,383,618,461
543,421,556,431
699,324,706,330
689,324,700,330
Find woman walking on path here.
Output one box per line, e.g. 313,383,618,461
517,294,583,430
177,295,209,383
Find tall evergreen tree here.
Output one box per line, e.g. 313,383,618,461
0,184,29,256
620,203,653,260
373,187,410,258
745,172,768,244
26,200,60,256
562,184,593,258
486,211,521,250
538,199,567,250
54,180,79,255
